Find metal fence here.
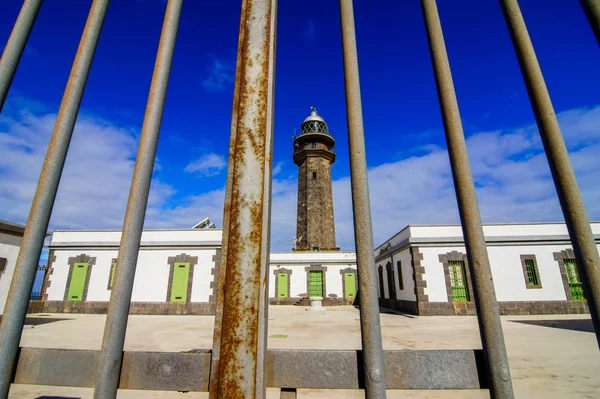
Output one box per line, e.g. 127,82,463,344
1,0,599,398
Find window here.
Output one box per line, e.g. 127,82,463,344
312,171,317,179
396,261,404,290
520,255,541,289
0,257,7,274
311,142,316,148
312,246,319,252
386,262,396,300
378,266,385,298
565,258,586,300
449,260,470,302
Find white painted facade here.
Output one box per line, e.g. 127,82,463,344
374,222,600,313
29,221,598,315
0,221,25,313
43,228,357,305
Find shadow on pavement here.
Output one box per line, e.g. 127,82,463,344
0,316,70,327
511,318,593,333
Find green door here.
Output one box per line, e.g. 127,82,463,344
344,273,356,298
67,262,88,301
565,259,586,300
170,262,190,302
449,261,470,302
309,270,323,297
278,273,289,298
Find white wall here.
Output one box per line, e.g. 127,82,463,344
419,243,600,303
47,248,218,302
0,233,23,313
394,249,416,301
420,246,460,303
375,250,416,302
268,263,355,298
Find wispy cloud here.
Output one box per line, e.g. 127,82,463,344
184,153,227,177
272,161,284,177
302,18,316,40
201,54,234,92
0,102,175,230
3,99,599,251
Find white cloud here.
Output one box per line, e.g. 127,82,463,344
2,100,599,252
0,105,175,230
184,153,227,177
201,54,234,92
272,161,285,177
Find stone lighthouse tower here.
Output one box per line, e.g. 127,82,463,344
293,107,339,251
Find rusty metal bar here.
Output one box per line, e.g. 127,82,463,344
581,0,600,45
338,1,386,398
421,1,514,397
208,0,277,397
207,0,248,393
0,0,109,396
500,0,600,348
93,1,182,397
0,0,43,112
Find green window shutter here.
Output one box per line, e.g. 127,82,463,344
109,262,117,289
277,273,289,298
397,261,404,290
449,260,470,302
565,259,586,300
67,262,88,301
308,270,323,297
170,262,190,302
344,273,356,298
524,258,539,286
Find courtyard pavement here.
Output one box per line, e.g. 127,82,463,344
8,305,600,398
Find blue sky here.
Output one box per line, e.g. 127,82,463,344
1,0,599,252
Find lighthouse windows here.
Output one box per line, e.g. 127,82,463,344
312,171,317,179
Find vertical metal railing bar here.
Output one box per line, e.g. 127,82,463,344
420,1,515,397
92,1,182,397
0,0,43,113
209,0,277,397
0,1,109,397
500,0,600,348
338,1,386,398
580,0,600,45
208,0,249,393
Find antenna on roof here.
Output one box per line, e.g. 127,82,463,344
192,218,216,229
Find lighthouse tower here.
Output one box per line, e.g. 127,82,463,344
293,107,339,251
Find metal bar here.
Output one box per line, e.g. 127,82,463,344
420,2,515,397
581,0,600,45
500,0,600,348
208,0,277,397
338,1,386,398
208,0,249,393
0,0,43,112
93,1,182,397
0,0,109,396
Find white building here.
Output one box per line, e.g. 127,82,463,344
375,222,599,316
29,226,357,315
0,220,27,313
23,221,598,316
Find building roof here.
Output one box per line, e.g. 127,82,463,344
0,220,27,237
